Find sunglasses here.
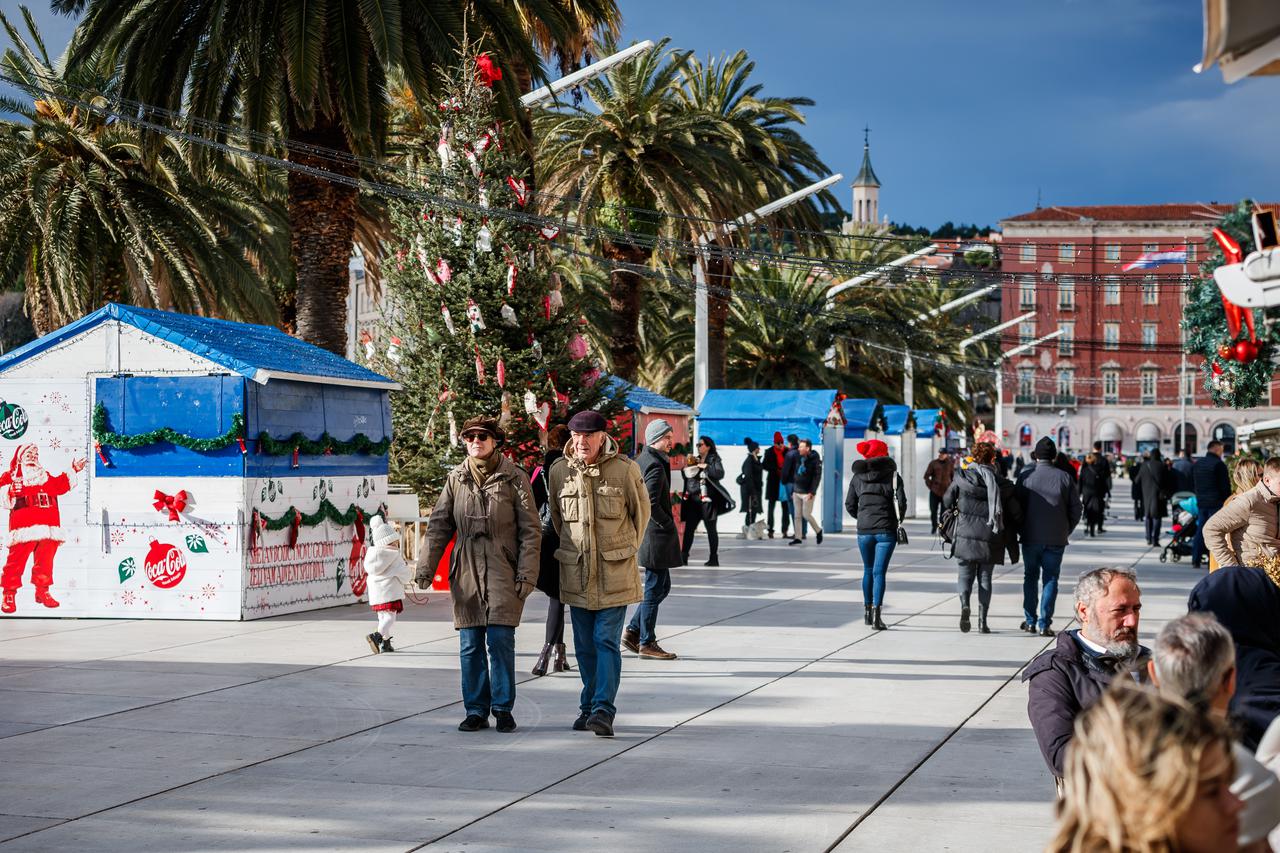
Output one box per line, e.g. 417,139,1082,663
461,432,492,443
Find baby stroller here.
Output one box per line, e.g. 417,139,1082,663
1159,492,1198,563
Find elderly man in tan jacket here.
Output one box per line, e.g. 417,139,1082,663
1204,457,1280,569
549,410,649,738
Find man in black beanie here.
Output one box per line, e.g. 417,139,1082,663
1015,436,1081,637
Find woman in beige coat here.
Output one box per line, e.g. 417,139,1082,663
419,416,540,734
1208,458,1261,572
1204,457,1280,571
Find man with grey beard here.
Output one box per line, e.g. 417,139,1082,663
1023,566,1150,781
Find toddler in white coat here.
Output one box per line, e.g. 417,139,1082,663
364,515,414,653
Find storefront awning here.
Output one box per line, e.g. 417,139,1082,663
1135,422,1161,442
1097,421,1123,442
1197,0,1280,82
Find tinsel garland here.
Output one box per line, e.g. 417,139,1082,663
93,403,389,456
259,499,386,531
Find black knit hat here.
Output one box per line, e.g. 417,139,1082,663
1033,436,1057,461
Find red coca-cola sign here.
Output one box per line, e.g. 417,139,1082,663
144,540,187,589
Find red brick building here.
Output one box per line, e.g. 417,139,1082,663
997,203,1276,458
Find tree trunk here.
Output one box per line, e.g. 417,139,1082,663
706,244,733,389
287,114,358,355
603,240,648,381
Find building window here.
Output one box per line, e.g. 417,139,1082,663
1106,243,1121,262
1142,275,1158,305
1142,323,1157,348
1059,322,1074,355
1057,369,1074,397
1105,276,1121,305
1019,276,1036,309
1143,242,1159,254
1104,323,1119,350
1103,370,1119,404
1019,321,1036,345
1059,242,1074,262
1020,242,1035,264
1141,369,1157,404
1186,242,1196,263
1018,368,1035,398
1183,369,1196,404
1058,276,1075,310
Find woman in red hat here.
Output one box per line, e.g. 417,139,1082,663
845,439,906,630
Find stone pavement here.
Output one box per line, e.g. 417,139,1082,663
0,514,1200,852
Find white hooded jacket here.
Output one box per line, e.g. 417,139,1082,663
363,543,412,606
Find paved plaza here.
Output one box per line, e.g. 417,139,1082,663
0,515,1197,852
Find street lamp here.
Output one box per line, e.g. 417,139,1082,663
956,310,1037,405
692,173,844,410
994,328,1064,444
519,41,656,108
901,281,1001,408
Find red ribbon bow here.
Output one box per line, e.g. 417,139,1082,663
153,489,188,521
476,55,502,88
1213,227,1258,343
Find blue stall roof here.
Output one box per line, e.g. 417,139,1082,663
697,389,837,446
883,405,916,436
842,398,886,436
914,408,943,436
602,375,693,414
0,303,399,390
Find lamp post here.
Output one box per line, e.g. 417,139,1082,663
902,281,1001,408
994,328,1065,444
956,310,1037,406
693,173,844,411
519,41,656,107
822,244,939,368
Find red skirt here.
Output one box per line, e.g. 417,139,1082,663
371,600,403,613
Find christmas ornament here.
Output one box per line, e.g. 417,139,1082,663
567,333,589,360
437,132,452,170
548,275,564,315
288,509,302,547
441,304,456,335
543,294,552,320
523,390,537,415
581,365,601,386
1212,361,1224,376
464,148,482,178
506,262,517,294
152,489,188,522
534,402,551,431
478,184,489,208
476,223,492,252
439,385,456,403
447,216,463,246
386,337,402,364
360,329,374,361
531,337,543,360
506,177,528,206
94,440,110,466
144,540,187,589
466,299,486,333
474,132,492,154
438,95,462,111
499,302,518,326
474,347,487,385
476,55,502,88
1235,339,1259,363
1218,343,1233,361
436,258,452,283
499,391,512,430
496,359,506,388
540,225,560,240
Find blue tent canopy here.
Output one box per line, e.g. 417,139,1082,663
914,408,943,436
697,389,837,446
883,405,916,436
843,398,886,437
602,375,692,414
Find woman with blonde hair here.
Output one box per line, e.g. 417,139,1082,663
1049,682,1244,853
1209,457,1262,572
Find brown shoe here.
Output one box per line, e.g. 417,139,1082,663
639,643,677,660
621,627,640,654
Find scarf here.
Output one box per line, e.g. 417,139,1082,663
466,452,502,487
771,446,785,470
975,465,1003,534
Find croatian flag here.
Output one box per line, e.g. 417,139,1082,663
1122,246,1188,271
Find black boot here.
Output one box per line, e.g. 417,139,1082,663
864,605,873,626
553,643,571,672
959,604,971,633
978,606,991,634
872,607,888,631
531,643,552,677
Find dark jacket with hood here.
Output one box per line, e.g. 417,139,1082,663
636,446,681,571
1015,460,1082,547
1136,452,1175,518
941,464,1024,565
532,447,564,597
1192,452,1231,512
1188,566,1280,750
845,456,906,534
1023,630,1152,777
792,450,822,495
740,452,764,514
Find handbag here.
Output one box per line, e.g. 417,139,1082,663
892,473,909,545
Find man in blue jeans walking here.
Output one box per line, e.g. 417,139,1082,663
549,411,650,738
1015,437,1082,637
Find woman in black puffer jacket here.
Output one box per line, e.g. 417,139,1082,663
942,442,1024,634
845,439,907,631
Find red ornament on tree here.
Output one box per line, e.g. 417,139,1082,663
1212,361,1224,376
1218,343,1234,361
1235,339,1259,363
144,540,187,589
475,55,502,88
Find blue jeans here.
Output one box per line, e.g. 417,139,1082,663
1192,505,1219,567
1022,544,1065,631
858,532,896,607
458,625,516,717
570,605,626,719
627,568,672,646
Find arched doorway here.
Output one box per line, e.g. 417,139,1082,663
1057,425,1071,451
1096,420,1123,456
1174,423,1199,456
1135,422,1161,455
1212,422,1237,455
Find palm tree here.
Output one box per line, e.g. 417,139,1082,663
536,39,755,380
0,9,285,334
59,0,589,354
678,50,840,388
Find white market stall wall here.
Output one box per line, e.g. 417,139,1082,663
0,314,392,620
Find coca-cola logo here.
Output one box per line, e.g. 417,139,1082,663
0,401,28,440
145,542,187,589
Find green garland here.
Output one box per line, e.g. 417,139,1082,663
259,499,387,530
93,402,244,451
93,402,389,456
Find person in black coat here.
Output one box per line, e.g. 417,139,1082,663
681,436,728,567
530,425,570,676
622,420,683,660
1191,440,1232,569
1188,564,1280,751
761,431,790,539
1090,441,1113,533
780,434,804,538
942,442,1024,634
1136,449,1176,546
1079,452,1106,537
739,438,764,530
845,439,906,631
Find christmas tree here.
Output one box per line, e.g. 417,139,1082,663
374,50,621,497
1183,200,1275,408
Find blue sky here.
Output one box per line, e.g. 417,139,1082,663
6,1,1278,228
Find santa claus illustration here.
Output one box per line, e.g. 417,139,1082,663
0,445,85,614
